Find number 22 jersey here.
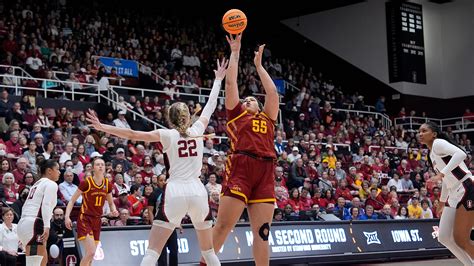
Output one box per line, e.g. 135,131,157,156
157,120,206,182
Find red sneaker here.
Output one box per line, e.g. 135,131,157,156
199,262,207,266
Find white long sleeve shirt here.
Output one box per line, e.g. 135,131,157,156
0,223,19,252
20,178,58,228
430,139,471,190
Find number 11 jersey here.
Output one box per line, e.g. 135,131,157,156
78,177,112,218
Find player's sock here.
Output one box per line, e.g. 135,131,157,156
201,248,220,266
140,249,160,266
26,255,43,266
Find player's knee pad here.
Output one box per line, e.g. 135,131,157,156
194,220,213,231
26,255,43,266
153,220,178,230
258,222,270,241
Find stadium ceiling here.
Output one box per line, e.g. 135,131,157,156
231,0,366,20
136,0,367,21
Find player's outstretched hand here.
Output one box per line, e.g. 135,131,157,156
110,210,119,217
65,217,73,230
254,44,265,68
214,58,228,81
226,33,242,53
86,109,104,131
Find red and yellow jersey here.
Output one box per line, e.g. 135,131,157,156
78,176,112,218
226,104,276,158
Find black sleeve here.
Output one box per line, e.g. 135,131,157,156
147,190,160,214
73,174,80,186
0,184,5,202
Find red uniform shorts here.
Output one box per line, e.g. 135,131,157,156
77,213,101,241
222,152,276,204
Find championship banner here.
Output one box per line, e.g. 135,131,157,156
97,57,139,77
68,220,447,265
386,2,426,84
273,79,286,95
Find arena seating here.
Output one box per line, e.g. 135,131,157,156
0,2,472,265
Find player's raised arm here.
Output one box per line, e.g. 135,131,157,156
86,109,161,142
225,33,242,110
254,44,279,121
198,58,228,127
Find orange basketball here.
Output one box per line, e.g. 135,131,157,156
222,9,247,35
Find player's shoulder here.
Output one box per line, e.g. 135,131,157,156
432,138,450,152
160,128,179,138
39,178,58,188
260,111,276,124
47,179,59,189
433,138,448,146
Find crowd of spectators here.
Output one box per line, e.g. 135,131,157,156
0,0,473,263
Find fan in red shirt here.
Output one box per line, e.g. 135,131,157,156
5,132,22,158
275,186,289,209
371,158,383,173
335,179,354,201
65,158,118,266
128,184,147,217
463,108,474,122
298,188,313,211
396,159,412,176
142,96,154,116
312,188,329,209
287,188,304,213
131,144,145,166
365,187,386,211
140,163,155,184
379,185,391,203
359,156,373,178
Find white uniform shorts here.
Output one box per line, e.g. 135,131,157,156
154,179,212,230
18,217,44,247
446,177,474,211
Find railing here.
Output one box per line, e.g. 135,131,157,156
0,74,167,132
0,74,100,101
326,100,376,112
0,64,33,78
138,62,167,84
137,63,225,103
282,140,352,152
282,80,376,112
332,108,392,129
107,89,166,131
368,145,407,153
284,81,300,93
394,116,474,133
51,70,125,86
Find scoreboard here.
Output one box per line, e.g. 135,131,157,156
386,1,426,84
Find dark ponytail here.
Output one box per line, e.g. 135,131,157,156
39,159,58,175
424,121,467,155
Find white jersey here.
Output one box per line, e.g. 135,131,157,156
158,120,205,182
430,138,472,191
20,177,58,228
